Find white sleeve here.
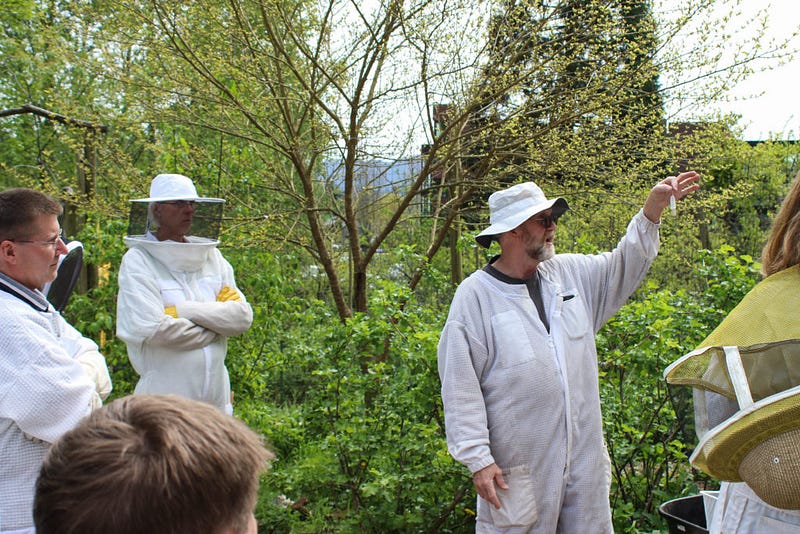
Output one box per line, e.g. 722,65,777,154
0,320,95,443
75,350,113,400
58,316,112,399
117,249,218,349
437,290,496,474
591,209,660,328
177,299,253,337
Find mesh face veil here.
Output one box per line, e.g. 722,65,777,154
664,266,800,509
126,174,225,241
126,200,224,241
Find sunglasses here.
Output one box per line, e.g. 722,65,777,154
529,213,560,228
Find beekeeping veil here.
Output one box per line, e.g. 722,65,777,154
664,266,800,509
126,173,224,242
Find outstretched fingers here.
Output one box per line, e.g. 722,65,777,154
673,171,701,199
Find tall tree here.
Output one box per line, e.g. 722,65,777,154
70,0,497,319
467,0,668,192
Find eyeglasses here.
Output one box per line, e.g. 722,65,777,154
159,200,196,208
529,214,560,228
9,229,65,249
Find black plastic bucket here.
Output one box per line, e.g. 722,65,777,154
658,494,708,534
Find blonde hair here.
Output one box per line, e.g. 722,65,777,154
35,394,273,534
761,170,800,276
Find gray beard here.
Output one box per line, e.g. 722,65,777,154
527,244,554,262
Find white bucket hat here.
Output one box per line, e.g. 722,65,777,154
131,173,224,203
664,266,800,509
475,182,569,248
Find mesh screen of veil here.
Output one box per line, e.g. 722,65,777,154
126,201,224,241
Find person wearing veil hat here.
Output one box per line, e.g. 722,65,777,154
116,174,253,415
665,170,800,533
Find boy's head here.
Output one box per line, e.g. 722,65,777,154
34,394,273,534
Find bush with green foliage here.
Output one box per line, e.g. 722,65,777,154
231,245,759,533
236,277,475,533
599,246,760,532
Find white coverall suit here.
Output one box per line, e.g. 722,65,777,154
0,273,110,534
117,236,253,414
438,210,659,533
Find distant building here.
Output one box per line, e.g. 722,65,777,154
322,157,424,196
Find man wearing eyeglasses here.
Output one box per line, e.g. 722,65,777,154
116,174,253,415
437,173,700,533
0,187,112,534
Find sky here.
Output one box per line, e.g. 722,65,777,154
689,0,800,141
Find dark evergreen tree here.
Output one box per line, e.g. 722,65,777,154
467,0,668,193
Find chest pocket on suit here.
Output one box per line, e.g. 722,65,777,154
492,310,536,368
558,293,590,340
158,280,186,307
197,275,222,301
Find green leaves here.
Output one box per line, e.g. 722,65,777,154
231,274,468,531
600,246,759,532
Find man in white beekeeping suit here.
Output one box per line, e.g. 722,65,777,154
116,173,252,415
438,172,699,532
0,187,111,534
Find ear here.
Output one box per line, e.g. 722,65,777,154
0,240,17,264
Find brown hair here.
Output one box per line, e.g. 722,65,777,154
34,395,274,534
761,171,800,276
0,188,62,241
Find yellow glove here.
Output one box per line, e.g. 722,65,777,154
164,305,178,318
216,286,242,302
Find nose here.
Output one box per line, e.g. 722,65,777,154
55,238,68,255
